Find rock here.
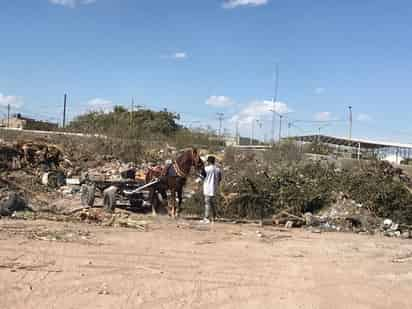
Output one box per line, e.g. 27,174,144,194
401,231,411,239
98,283,110,295
394,231,401,238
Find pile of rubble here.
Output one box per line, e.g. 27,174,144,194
305,192,380,233
0,138,157,224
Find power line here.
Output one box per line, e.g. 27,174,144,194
292,119,346,123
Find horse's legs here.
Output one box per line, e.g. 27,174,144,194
170,188,177,218
176,177,186,218
176,184,183,218
149,187,157,216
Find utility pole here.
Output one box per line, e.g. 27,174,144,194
129,97,134,130
235,120,240,145
349,105,353,140
256,119,262,144
287,121,291,137
62,93,67,129
271,64,279,145
7,104,10,128
216,113,224,137
278,114,283,141
250,120,255,145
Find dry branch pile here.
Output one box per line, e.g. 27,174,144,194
185,149,412,235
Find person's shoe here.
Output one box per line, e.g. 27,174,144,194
201,218,210,224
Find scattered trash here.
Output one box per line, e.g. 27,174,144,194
285,221,294,229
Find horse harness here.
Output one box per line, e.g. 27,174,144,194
171,149,199,178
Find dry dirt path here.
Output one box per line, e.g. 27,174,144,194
0,218,412,309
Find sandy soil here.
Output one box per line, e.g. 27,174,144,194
1,218,412,309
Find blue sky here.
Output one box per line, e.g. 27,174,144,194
1,0,412,141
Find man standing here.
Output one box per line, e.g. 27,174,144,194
202,156,222,224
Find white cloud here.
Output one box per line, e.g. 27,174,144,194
173,52,187,59
314,111,334,121
231,100,290,125
87,98,113,112
161,52,188,60
206,96,235,108
222,0,268,9
48,0,96,8
357,113,372,122
314,87,325,95
0,92,24,108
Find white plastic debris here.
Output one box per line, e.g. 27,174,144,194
383,219,393,229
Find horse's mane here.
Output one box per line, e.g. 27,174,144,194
176,148,197,158
178,147,195,153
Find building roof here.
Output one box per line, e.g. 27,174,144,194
290,134,412,150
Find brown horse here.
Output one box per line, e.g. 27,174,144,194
146,148,205,217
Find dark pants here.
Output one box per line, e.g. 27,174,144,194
204,196,216,220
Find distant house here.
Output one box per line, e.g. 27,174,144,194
0,114,58,131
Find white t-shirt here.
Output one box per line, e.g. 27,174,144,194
203,165,222,197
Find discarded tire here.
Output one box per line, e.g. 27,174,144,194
81,184,96,207
103,186,117,213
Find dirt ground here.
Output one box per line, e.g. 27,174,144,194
1,218,412,309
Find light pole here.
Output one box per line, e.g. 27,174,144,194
7,104,10,128
250,120,255,145
278,114,283,140
348,106,353,140
255,119,262,144
270,109,290,141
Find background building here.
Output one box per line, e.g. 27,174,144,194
0,114,58,131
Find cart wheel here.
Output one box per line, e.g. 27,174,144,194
130,197,142,208
103,186,117,213
81,184,95,206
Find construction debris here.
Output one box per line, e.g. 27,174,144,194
2,135,412,239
